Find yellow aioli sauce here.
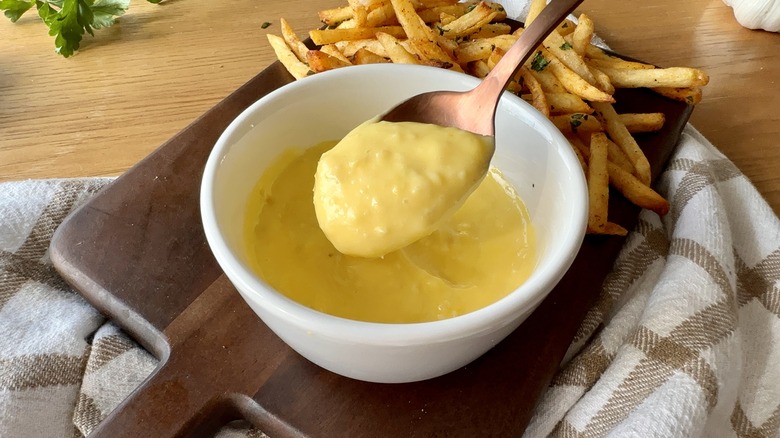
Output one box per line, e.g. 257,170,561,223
313,119,495,258
244,141,537,324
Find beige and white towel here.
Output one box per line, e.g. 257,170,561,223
1,126,778,437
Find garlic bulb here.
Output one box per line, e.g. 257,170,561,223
723,0,780,32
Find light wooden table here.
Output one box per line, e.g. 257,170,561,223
1,0,778,212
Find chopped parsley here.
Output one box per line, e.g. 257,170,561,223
530,51,549,71
560,42,572,50
436,24,445,36
465,3,477,13
261,21,271,29
570,113,586,130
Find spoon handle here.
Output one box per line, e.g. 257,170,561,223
475,0,585,110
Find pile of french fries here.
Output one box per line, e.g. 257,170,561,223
266,0,709,236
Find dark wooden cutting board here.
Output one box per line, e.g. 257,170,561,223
49,56,691,436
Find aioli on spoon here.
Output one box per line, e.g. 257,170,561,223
380,0,585,135
313,0,585,258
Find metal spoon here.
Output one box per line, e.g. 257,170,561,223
380,0,584,135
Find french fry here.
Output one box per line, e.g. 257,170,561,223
469,23,512,38
310,26,407,45
589,65,614,94
433,32,459,58
320,44,353,64
439,2,497,38
599,222,628,236
524,92,592,115
651,86,703,105
619,112,665,133
319,6,353,27
571,143,588,174
409,37,464,72
417,5,470,23
338,38,390,57
520,67,548,117
365,2,397,26
391,0,435,40
556,19,576,36
543,31,597,86
566,133,590,162
280,18,310,63
605,136,634,174
571,14,594,56
335,19,357,29
584,43,612,60
588,132,610,232
537,49,615,102
586,56,655,71
353,48,391,64
307,49,351,72
376,31,419,64
267,34,311,80
598,65,710,89
455,35,517,63
529,68,567,93
417,0,461,8
551,113,603,134
607,162,670,216
456,0,508,21
347,0,368,27
439,12,458,25
591,101,652,185
469,60,491,78
365,0,391,11
524,0,546,26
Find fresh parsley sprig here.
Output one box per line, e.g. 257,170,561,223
1,0,161,57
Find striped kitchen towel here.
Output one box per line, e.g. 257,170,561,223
1,125,779,437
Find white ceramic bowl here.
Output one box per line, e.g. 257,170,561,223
201,64,587,384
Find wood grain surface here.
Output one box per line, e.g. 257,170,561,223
1,0,778,215
6,0,776,436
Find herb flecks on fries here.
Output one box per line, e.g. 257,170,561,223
265,0,709,235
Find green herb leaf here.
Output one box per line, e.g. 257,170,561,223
44,0,85,57
465,3,476,13
261,21,271,29
530,51,549,71
570,113,585,130
4,0,147,57
436,24,444,36
90,0,129,29
34,0,130,57
560,42,572,50
0,0,34,22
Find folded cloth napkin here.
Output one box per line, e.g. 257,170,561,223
2,125,779,438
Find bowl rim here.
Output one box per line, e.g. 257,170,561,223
200,64,588,346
